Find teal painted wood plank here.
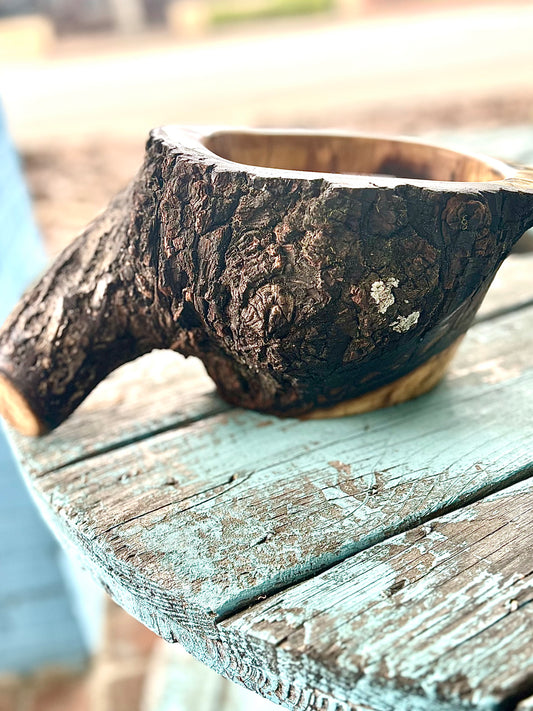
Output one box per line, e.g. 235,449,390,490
6,253,532,707
222,476,533,711
13,302,533,628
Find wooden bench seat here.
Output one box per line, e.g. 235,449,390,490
6,246,533,710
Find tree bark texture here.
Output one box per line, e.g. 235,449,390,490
1,128,532,434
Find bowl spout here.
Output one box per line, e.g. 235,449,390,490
505,167,533,246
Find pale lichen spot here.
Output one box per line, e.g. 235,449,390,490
391,310,420,333
370,277,399,314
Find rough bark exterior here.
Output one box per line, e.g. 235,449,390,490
0,185,168,431
0,129,532,432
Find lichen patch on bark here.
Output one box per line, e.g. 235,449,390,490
370,278,399,314
390,311,420,333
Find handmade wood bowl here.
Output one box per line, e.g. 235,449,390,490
1,127,533,435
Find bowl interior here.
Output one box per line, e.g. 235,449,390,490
202,131,506,182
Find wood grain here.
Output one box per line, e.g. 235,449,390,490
13,301,532,613
222,476,533,710
303,337,462,418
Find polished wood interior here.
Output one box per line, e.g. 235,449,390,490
203,131,506,182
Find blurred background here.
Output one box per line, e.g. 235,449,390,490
0,0,532,709
1,0,533,256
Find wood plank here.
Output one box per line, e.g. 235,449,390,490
7,261,532,709
22,439,533,710
15,302,533,626
221,476,533,711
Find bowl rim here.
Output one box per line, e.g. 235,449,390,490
155,125,529,194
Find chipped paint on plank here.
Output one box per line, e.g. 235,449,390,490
226,477,533,710
13,305,533,623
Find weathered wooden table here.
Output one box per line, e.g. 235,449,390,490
7,249,533,710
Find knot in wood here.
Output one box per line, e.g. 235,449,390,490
443,195,491,234
242,284,295,340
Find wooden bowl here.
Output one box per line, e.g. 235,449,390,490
1,127,533,435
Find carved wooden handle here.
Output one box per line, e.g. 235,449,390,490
1,127,533,435
0,186,170,435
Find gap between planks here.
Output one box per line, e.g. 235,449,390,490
33,402,230,479
212,458,533,624
217,477,533,711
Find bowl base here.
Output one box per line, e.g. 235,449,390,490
303,337,463,420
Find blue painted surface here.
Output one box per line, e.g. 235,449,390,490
0,105,92,673
0,111,44,324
